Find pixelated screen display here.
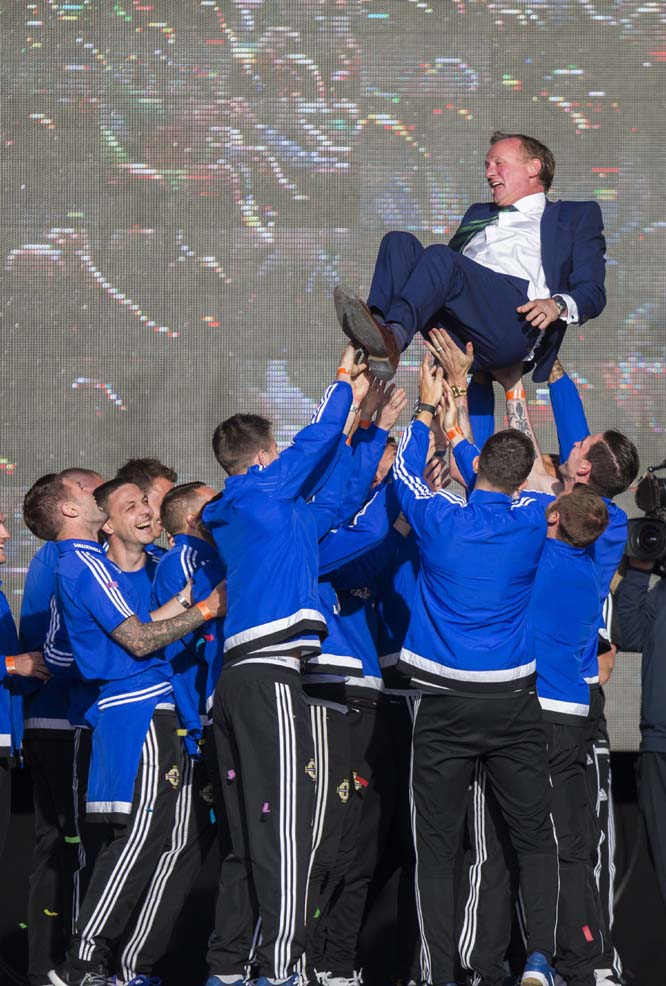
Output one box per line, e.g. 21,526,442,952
2,0,664,743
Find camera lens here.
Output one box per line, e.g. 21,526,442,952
628,517,666,560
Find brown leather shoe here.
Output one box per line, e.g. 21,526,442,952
333,286,400,381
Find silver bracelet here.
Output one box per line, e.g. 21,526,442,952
176,592,192,610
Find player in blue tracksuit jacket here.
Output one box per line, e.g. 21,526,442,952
203,346,365,986
21,470,224,986
392,355,558,986
447,363,638,986
0,508,50,864
547,360,639,986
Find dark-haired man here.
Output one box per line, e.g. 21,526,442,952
22,471,225,986
115,457,177,550
203,344,363,986
393,355,558,986
113,481,222,985
20,469,104,986
335,131,606,381
445,363,637,986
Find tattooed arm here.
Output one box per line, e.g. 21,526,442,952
112,582,227,658
493,364,560,493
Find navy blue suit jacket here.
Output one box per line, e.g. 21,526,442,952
451,198,606,378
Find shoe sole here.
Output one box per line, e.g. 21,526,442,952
520,976,550,986
342,297,397,381
48,971,68,986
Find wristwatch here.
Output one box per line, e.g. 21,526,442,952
413,400,437,418
552,295,568,318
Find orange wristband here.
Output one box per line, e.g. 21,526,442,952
5,656,16,675
446,426,464,442
336,366,351,376
506,388,526,401
196,601,215,622
359,418,372,429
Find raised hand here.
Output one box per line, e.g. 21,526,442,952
377,385,408,431
426,328,474,387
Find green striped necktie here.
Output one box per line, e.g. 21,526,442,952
448,204,518,253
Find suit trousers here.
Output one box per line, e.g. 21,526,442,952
367,231,541,372
207,662,315,980
411,690,557,986
638,751,666,910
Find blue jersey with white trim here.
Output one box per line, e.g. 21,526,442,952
530,538,599,723
203,380,352,662
55,538,169,685
0,587,24,756
19,542,74,729
152,534,225,718
393,421,547,694
548,372,628,682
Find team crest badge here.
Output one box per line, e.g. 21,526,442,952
200,782,215,805
337,778,350,803
165,765,180,789
305,758,317,782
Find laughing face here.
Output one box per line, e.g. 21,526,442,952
103,482,155,548
485,137,543,207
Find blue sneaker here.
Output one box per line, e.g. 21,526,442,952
520,952,555,986
125,978,162,986
205,979,245,986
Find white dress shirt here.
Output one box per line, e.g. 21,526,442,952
462,191,579,323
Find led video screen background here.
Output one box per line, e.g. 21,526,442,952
2,0,665,744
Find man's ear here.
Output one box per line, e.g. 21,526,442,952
528,156,542,180
546,508,559,528
472,455,480,475
101,519,114,537
60,499,79,521
184,511,198,531
577,457,592,481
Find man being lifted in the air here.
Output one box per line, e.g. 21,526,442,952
335,130,606,382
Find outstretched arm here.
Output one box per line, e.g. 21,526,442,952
392,356,465,531
547,358,590,461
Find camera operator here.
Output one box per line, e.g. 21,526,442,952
615,550,666,907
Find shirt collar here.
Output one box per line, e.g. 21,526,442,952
511,191,546,216
56,537,105,555
173,532,218,560
468,489,513,506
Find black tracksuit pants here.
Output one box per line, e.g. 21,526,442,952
67,711,183,974
22,729,108,985
322,696,418,979
459,719,604,986
305,702,353,978
411,690,557,986
584,686,622,981
116,752,219,981
22,729,80,985
207,662,315,981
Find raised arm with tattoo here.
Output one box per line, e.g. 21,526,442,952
112,581,226,658
493,363,560,494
